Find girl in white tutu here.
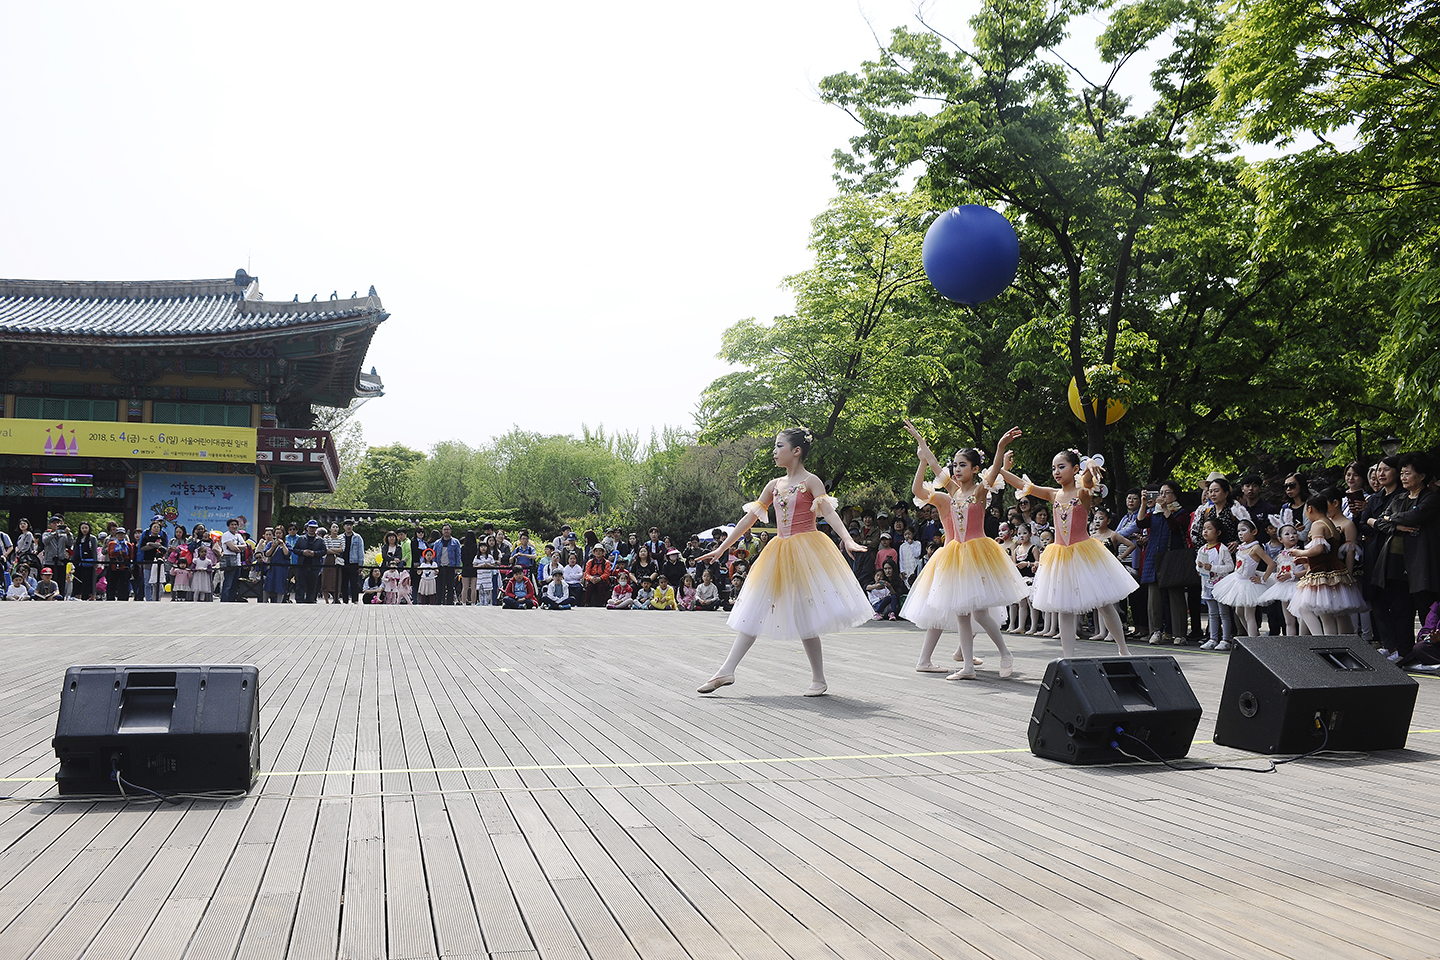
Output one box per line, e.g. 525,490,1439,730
1290,494,1368,635
1259,524,1308,635
1210,519,1275,641
697,428,872,697
899,420,1029,680
994,429,1136,658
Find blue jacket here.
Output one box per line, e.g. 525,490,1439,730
432,536,461,567
345,533,366,565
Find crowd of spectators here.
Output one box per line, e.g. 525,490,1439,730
4,455,1435,667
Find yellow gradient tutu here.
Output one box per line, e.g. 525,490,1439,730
727,530,874,641
901,538,1030,629
1030,537,1137,613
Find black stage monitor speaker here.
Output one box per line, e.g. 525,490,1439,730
52,664,260,795
1030,656,1202,764
1213,636,1417,754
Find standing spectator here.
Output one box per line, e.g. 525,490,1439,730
416,549,439,603
403,527,428,604
42,516,73,581
1278,473,1312,539
874,532,898,573
460,530,479,605
1136,481,1193,644
139,517,170,601
293,520,327,603
70,521,100,601
583,544,613,607
1366,452,1440,660
105,529,132,601
510,530,537,575
898,528,922,586
379,530,405,570
644,527,663,561
219,518,245,602
320,522,344,603
433,524,462,604
1361,456,1403,649
339,519,365,603
12,518,39,572
1237,474,1277,527
261,529,290,603
1115,488,1148,636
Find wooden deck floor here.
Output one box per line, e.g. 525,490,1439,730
1,605,1437,960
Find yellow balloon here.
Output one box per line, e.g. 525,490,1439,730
1068,377,1128,425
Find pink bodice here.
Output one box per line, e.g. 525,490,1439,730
943,487,989,543
773,484,817,538
1052,498,1090,547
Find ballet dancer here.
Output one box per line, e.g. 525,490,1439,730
697,428,872,696
900,420,1028,680
994,428,1136,658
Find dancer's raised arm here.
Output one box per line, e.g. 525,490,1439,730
902,418,950,491
992,427,1059,502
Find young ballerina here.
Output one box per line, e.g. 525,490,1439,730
899,420,1028,679
994,429,1135,658
1210,519,1275,640
1009,525,1038,635
1195,518,1237,650
1088,506,1136,644
1290,494,1368,635
697,427,871,696
1259,524,1307,635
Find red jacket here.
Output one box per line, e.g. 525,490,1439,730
584,558,612,583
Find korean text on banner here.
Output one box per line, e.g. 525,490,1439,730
0,419,256,463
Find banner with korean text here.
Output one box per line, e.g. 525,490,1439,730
139,473,259,532
0,419,256,463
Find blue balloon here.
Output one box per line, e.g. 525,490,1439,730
921,205,1020,305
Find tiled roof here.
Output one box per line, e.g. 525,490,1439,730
0,271,385,341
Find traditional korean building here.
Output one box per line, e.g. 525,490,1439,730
0,270,387,534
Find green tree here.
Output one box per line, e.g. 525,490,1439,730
698,191,945,491
359,443,426,510
1210,0,1438,440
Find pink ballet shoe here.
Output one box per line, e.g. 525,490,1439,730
916,664,951,673
999,655,1014,679
697,675,734,694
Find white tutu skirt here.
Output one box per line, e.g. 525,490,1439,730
727,530,873,641
1259,578,1297,605
1211,573,1272,608
1290,571,1368,616
901,537,1029,629
1030,538,1137,614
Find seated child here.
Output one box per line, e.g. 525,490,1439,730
677,573,698,610
502,566,537,609
695,569,720,611
650,575,677,610
606,570,634,609
633,576,655,610
867,569,896,620
540,570,572,609
6,565,33,600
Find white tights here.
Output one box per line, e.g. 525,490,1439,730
919,609,1012,668
1058,608,1130,658
715,632,825,685
1298,610,1343,637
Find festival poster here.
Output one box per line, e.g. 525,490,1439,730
139,472,258,533
0,419,256,463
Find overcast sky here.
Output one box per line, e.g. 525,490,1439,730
1,1,1153,453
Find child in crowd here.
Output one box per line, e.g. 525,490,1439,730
898,528,922,585
874,532,898,573
502,566,537,609
633,576,655,610
678,573,698,610
726,572,745,608
93,571,106,599
6,567,31,600
1211,519,1274,640
34,567,60,600
1260,524,1306,635
171,551,192,601
361,567,385,603
541,570,572,609
1196,518,1236,650
473,544,496,605
651,575,677,610
417,549,439,604
695,569,720,611
191,546,214,601
606,570,635,609
382,560,412,604
1034,530,1059,637
867,569,896,620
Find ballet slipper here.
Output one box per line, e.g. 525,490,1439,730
952,651,985,666
946,669,977,681
916,664,951,673
803,682,827,697
999,654,1014,679
697,675,734,694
